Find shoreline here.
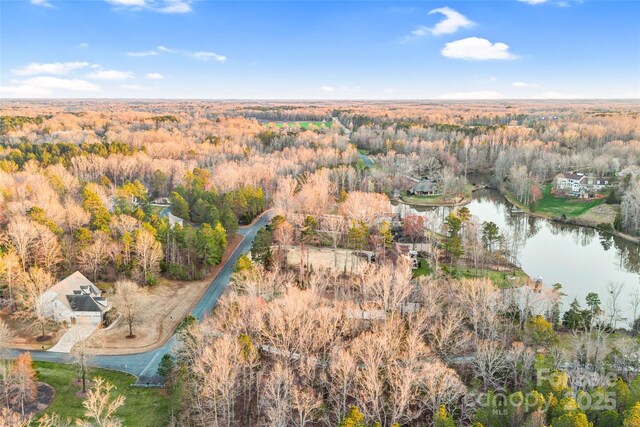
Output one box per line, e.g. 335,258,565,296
399,195,472,207
502,191,640,244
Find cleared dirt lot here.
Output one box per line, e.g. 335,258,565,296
86,234,243,355
286,246,367,272
576,203,618,225
0,308,65,351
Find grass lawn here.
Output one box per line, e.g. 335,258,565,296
511,184,605,218
147,205,164,216
447,266,529,288
271,121,331,129
401,193,461,206
412,259,433,278
35,362,177,426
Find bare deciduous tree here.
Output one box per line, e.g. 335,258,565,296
5,217,39,271
17,266,55,339
135,229,162,283
114,280,143,338
77,377,125,427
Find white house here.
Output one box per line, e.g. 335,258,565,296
554,172,610,196
44,271,110,324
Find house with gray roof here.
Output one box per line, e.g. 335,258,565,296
408,179,440,196
44,271,110,324
160,208,184,228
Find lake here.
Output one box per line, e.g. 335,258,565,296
407,189,640,324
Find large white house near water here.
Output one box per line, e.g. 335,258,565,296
44,271,110,324
554,172,610,196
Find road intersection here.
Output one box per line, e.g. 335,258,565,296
7,213,271,384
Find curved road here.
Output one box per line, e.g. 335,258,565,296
8,213,272,384
331,116,373,168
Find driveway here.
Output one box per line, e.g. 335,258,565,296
7,211,272,383
48,322,98,353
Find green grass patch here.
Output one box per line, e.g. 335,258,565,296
147,205,164,216
510,184,604,218
412,259,433,278
269,121,331,129
35,361,176,426
401,193,460,206
446,266,529,288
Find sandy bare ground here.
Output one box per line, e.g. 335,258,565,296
86,234,243,355
577,203,618,225
1,307,65,351
286,246,366,272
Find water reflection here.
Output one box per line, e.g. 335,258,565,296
404,189,640,319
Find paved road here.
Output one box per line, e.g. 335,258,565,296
7,213,272,383
331,116,374,168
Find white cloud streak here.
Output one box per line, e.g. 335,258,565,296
30,0,54,8
146,72,165,79
85,70,134,80
192,51,227,62
0,85,52,98
105,0,192,14
13,61,90,76
127,50,159,57
128,46,227,62
1,77,103,97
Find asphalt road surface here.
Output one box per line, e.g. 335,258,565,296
7,212,272,384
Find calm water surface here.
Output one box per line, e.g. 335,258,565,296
411,189,640,321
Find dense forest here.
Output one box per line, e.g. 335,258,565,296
0,100,640,426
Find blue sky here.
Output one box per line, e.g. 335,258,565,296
1,0,639,99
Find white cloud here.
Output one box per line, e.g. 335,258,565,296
127,50,159,57
407,7,473,41
0,85,51,98
106,0,146,5
78,43,89,48
440,90,504,100
193,51,226,62
31,0,54,8
127,46,227,62
518,0,549,4
158,0,191,13
490,76,498,81
441,37,518,60
320,86,336,92
146,72,165,79
85,70,134,80
19,76,102,92
428,7,474,36
512,81,539,88
13,61,90,76
106,0,192,13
